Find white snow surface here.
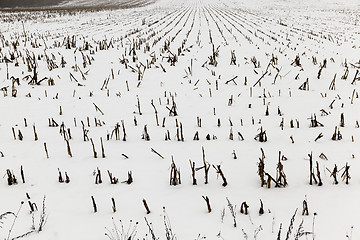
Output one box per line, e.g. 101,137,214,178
0,0,359,239
58,0,155,8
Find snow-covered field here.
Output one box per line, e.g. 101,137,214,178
0,0,359,239
58,0,155,8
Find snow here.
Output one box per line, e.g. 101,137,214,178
0,0,359,239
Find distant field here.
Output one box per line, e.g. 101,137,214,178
0,0,155,10
0,0,66,9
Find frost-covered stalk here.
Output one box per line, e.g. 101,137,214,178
213,165,227,187
285,209,298,240
202,196,211,213
101,137,105,158
259,199,264,215
66,139,72,157
38,196,47,232
226,197,237,227
111,198,116,213
341,163,351,184
240,202,249,215
189,160,197,185
91,196,97,213
302,200,309,216
143,199,151,214
170,158,181,186
90,138,97,158
6,201,24,240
